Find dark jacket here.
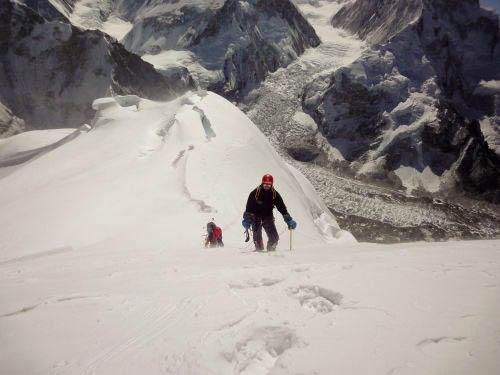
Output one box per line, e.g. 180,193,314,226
245,185,289,219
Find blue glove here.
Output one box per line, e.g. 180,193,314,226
242,219,251,230
283,214,297,230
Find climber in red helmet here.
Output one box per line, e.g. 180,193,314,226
242,174,297,251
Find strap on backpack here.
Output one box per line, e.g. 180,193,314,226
255,186,276,204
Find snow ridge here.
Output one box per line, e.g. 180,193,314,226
0,92,353,261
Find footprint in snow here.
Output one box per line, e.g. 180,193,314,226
221,326,298,375
417,336,468,355
417,337,468,347
286,285,343,314
229,278,284,289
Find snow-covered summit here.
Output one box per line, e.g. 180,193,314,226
0,91,353,261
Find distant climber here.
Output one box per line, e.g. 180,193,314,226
205,220,224,248
242,174,297,251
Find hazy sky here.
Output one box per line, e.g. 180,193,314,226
481,0,500,13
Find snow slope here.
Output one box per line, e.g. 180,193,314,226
0,92,499,374
67,0,133,40
1,237,499,374
0,92,352,262
0,129,75,160
0,128,78,169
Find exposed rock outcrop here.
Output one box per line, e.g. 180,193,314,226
303,0,500,201
0,0,194,133
121,0,320,99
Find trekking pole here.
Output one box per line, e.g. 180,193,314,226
289,229,292,251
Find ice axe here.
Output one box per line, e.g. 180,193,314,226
289,228,293,251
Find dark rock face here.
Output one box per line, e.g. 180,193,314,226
452,117,500,201
108,39,194,98
415,0,500,116
304,0,500,202
331,198,500,243
331,0,424,45
198,0,320,99
0,101,25,137
122,5,214,53
304,70,396,162
123,0,321,100
287,146,320,162
15,0,72,21
0,0,193,134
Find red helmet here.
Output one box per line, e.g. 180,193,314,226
262,174,273,185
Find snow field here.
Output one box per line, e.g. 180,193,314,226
1,239,499,374
0,129,75,160
0,91,351,262
0,36,498,373
0,90,498,374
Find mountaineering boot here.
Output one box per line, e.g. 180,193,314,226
254,239,264,251
267,241,277,251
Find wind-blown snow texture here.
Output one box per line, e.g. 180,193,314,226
0,218,499,373
0,93,499,375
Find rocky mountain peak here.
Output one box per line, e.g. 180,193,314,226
303,0,500,202
0,0,193,135
120,0,320,99
331,0,424,45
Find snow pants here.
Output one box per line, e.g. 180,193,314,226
207,236,224,248
252,216,279,251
